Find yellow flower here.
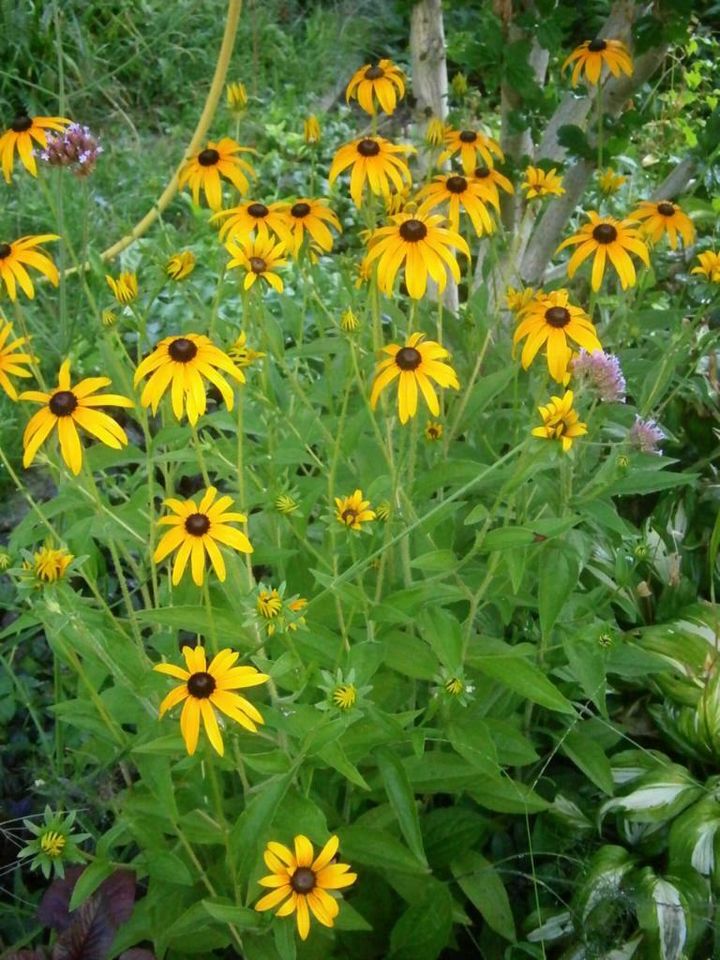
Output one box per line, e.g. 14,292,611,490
134,333,245,424
255,835,357,940
178,138,256,210
335,490,376,531
417,173,496,236
470,165,514,210
425,117,446,147
513,289,602,383
226,234,288,293
505,286,536,314
0,112,70,183
365,211,469,300
691,251,720,283
40,831,66,857
154,487,253,586
101,309,117,327
275,494,299,515
258,588,282,620
286,597,308,631
556,212,649,291
0,320,34,400
384,189,413,217
531,390,588,452
345,59,405,115
166,251,196,281
154,645,268,756
370,332,459,424
32,546,73,582
563,38,633,87
445,677,464,696
228,331,265,367
598,168,626,194
279,198,341,256
375,500,391,522
341,309,359,332
329,136,413,208
304,114,321,144
629,200,696,250
20,360,132,475
0,234,60,301
0,552,11,570
226,82,248,113
521,166,565,199
211,200,291,243
333,683,357,709
439,128,503,175
425,420,443,441
105,271,138,305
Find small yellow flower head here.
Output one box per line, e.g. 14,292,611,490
105,271,138,305
286,597,308,632
425,116,446,147
521,166,565,199
341,308,359,332
691,250,720,284
228,331,266,368
425,420,443,442
531,390,588,453
445,677,464,696
275,493,299,515
166,250,196,281
226,82,248,113
335,489,376,531
257,588,283,620
304,114,321,144
32,546,73,582
384,189,414,217
598,168,627,194
40,831,66,858
354,257,372,288
333,683,357,709
0,552,11,570
375,500,391,522
505,286,536,314
451,72,468,97
101,309,117,327
345,60,405,115
563,38,633,87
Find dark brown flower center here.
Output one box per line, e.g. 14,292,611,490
249,256,267,274
399,219,428,243
657,201,675,217
185,512,211,536
247,202,268,218
545,306,571,328
428,426,440,438
291,201,311,219
49,390,78,417
592,223,617,244
587,38,607,52
341,508,357,525
187,671,216,698
473,166,490,179
0,242,11,259
446,175,468,194
198,148,220,167
11,114,32,132
365,65,385,80
459,130,477,143
395,346,422,370
357,138,380,157
168,338,198,363
291,867,316,893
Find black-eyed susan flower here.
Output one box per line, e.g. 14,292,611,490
532,390,587,452
257,586,282,621
228,331,265,368
335,490,376,531
166,251,196,281
154,487,253,586
154,645,268,756
556,212,649,291
226,82,248,113
333,683,357,709
0,234,59,301
563,38,633,87
211,200,291,243
365,211,469,300
425,117,446,147
0,112,70,183
340,308,359,332
470,165,514,212
29,545,74,582
439,127,503,175
370,332,459,424
425,420,443,441
17,807,88,879
513,289,602,383
598,168,627,194
134,333,245,424
691,251,720,283
178,138,256,210
286,597,308,632
346,59,405,115
20,360,132,475
629,199,696,250
328,136,413,208
280,198,341,255
0,321,34,400
522,166,565,199
105,271,138,305
226,234,288,293
505,286,536,314
304,114,321,144
417,173,496,236
255,835,356,940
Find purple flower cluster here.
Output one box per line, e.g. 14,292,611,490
41,123,102,177
571,349,626,403
628,416,665,455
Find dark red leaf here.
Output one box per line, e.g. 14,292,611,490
119,951,155,960
38,867,84,931
50,897,114,960
2,951,48,960
97,870,136,929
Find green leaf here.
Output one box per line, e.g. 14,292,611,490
136,850,194,885
452,851,516,942
68,860,115,911
137,605,249,645
410,549,457,572
202,898,259,928
337,826,429,876
376,747,427,866
418,607,463,671
318,742,371,790
557,124,594,160
383,631,439,680
228,774,293,876
470,777,550,814
389,879,453,960
562,729,614,795
469,639,574,714
539,546,577,638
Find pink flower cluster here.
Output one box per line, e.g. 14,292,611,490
571,349,626,403
41,123,102,177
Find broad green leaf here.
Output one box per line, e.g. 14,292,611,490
376,747,427,866
202,899,259,928
418,607,463,671
319,742,371,790
470,777,549,814
383,631,439,680
452,851,516,942
562,729,614,795
410,549,457,572
228,774,293,877
68,860,115,911
538,545,577,638
470,639,574,714
337,826,429,876
389,879,453,960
